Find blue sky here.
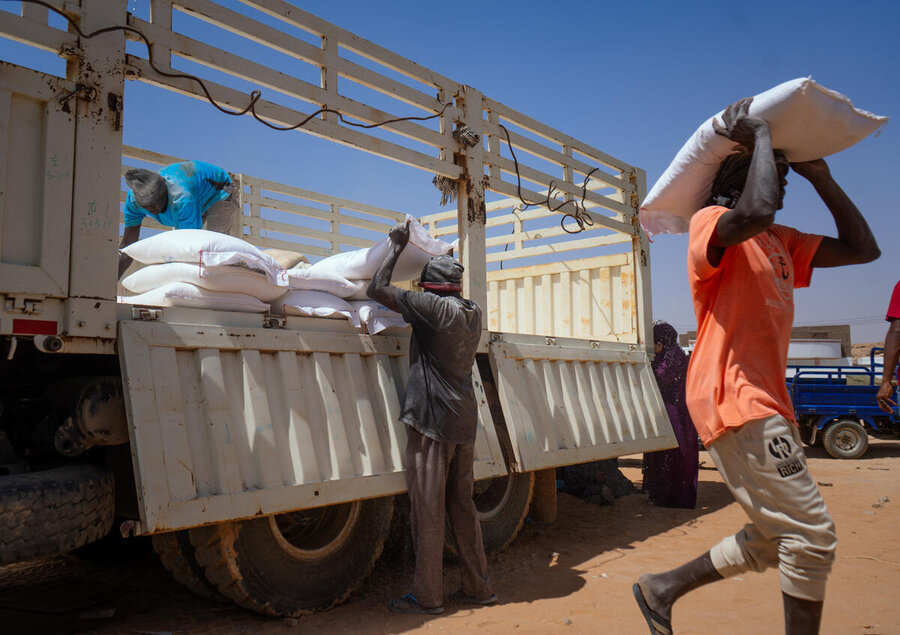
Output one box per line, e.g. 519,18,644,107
2,0,897,342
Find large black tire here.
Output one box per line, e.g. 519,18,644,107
71,520,152,563
188,497,394,616
823,419,869,459
0,465,114,565
152,530,223,601
470,470,535,554
445,469,535,556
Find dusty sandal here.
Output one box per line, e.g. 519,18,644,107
450,590,498,605
388,594,444,615
632,583,672,635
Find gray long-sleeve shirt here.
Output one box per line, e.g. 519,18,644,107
396,290,482,445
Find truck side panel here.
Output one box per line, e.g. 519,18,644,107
0,62,75,334
490,336,674,471
119,318,506,533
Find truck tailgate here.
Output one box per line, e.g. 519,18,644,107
119,319,506,534
490,336,676,471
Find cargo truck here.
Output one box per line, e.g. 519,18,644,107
0,0,675,616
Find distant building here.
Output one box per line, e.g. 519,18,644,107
679,324,852,365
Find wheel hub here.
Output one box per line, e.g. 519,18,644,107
474,475,514,521
269,502,361,560
834,429,859,451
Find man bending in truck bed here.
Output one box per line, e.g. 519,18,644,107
117,160,238,278
368,221,496,615
632,97,880,634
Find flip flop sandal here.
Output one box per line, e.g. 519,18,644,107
450,590,498,605
388,593,445,615
632,583,672,635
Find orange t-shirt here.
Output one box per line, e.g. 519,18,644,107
685,206,823,446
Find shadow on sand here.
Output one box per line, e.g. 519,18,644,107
321,459,736,633
0,458,737,634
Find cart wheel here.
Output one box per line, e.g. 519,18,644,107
823,419,868,460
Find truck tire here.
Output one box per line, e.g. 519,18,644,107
462,368,535,554
445,471,535,556
188,496,394,616
0,465,114,565
472,470,535,554
152,530,223,601
823,419,869,459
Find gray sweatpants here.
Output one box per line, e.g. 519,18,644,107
708,414,837,601
406,426,493,608
202,183,238,235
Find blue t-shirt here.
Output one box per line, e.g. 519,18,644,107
123,161,232,228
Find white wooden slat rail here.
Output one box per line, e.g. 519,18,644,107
108,0,651,343
0,0,74,53
125,0,461,178
116,1,646,253
119,319,506,533
120,145,640,344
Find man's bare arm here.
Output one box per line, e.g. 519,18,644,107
878,319,900,413
367,221,410,313
788,159,880,268
708,98,781,266
118,224,141,280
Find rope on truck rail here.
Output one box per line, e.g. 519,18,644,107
10,0,452,131
498,124,599,234
14,0,606,233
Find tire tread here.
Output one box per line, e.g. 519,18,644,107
189,498,393,617
151,530,223,601
0,466,115,565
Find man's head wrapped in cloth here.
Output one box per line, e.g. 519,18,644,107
417,255,464,295
125,168,168,215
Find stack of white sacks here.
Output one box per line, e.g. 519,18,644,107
119,215,453,334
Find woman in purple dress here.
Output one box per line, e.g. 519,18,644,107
643,322,699,508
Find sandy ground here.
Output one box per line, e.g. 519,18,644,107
851,342,884,360
1,440,898,635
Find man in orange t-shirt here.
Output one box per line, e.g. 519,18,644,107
632,97,880,635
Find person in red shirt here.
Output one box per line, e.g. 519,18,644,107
877,281,900,413
632,97,880,635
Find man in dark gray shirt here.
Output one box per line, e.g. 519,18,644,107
368,221,495,615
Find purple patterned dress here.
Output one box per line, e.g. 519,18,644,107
644,324,699,508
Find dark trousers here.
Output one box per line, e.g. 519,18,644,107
406,427,493,608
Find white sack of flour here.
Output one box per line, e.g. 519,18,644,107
120,281,270,313
307,215,452,282
121,262,285,301
640,78,887,235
